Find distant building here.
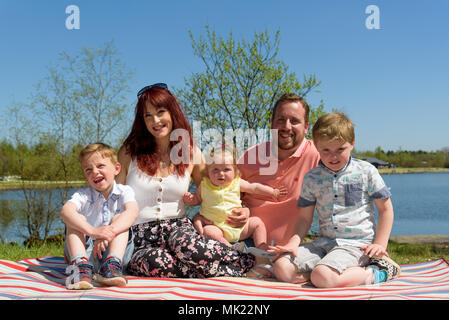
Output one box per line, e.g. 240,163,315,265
354,156,391,168
2,175,21,181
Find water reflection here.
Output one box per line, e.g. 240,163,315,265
0,188,73,243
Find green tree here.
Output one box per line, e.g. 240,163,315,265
374,146,389,162
0,140,19,177
2,41,133,243
176,26,325,139
440,147,449,168
36,40,134,147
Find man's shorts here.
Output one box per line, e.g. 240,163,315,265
289,239,370,274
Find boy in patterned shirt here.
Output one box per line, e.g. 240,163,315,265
269,113,401,287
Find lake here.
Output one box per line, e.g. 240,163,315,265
1,172,448,243
383,172,449,236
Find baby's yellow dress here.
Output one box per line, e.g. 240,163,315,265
199,176,244,242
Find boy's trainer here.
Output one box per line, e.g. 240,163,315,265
66,261,94,290
368,255,401,283
94,256,127,287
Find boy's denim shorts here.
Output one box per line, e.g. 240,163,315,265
289,239,370,274
64,228,134,273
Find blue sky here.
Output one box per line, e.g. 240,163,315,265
0,0,448,152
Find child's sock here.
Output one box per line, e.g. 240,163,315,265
105,254,122,265
70,254,89,265
369,266,387,284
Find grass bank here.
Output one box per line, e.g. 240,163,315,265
2,167,448,190
379,167,449,175
388,241,449,264
1,239,448,265
0,180,86,190
0,242,64,261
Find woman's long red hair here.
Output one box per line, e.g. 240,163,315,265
122,87,193,177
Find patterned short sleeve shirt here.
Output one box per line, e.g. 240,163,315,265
297,157,391,247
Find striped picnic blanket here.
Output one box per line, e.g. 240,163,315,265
0,256,448,300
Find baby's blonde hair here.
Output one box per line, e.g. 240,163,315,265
206,141,239,177
312,113,355,144
79,142,118,164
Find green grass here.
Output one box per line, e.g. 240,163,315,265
1,239,448,265
388,240,449,265
378,167,449,175
0,180,86,190
0,241,64,261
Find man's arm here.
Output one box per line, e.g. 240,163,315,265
267,205,315,260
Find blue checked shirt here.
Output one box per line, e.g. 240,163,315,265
297,157,391,247
69,182,136,229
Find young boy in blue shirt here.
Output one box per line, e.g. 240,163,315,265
61,143,138,289
269,113,401,287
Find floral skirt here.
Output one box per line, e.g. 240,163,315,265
126,217,255,278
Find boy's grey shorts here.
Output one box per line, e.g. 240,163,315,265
287,239,370,274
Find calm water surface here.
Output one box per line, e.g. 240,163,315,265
1,173,448,243
383,172,449,236
0,188,76,243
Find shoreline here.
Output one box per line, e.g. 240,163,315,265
390,234,449,246
1,168,448,190
2,233,449,246
378,167,449,175
299,233,449,247
0,181,87,191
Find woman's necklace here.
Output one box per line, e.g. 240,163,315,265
159,153,172,169
160,159,170,169
156,142,172,170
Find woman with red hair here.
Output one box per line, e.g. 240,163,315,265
116,83,256,277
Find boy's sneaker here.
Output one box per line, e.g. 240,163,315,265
65,261,94,290
94,256,127,287
368,255,401,283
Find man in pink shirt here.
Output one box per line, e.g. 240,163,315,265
237,93,320,247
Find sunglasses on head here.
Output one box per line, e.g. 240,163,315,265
137,83,168,98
